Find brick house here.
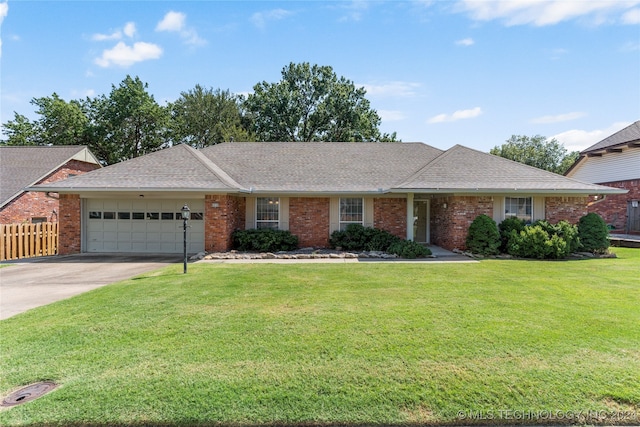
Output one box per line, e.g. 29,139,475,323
31,142,625,255
0,146,101,224
565,120,640,234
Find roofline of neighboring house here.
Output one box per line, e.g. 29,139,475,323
390,188,629,195
581,139,640,155
0,146,102,209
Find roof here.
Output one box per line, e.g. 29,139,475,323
0,145,101,208
30,142,626,196
31,144,242,192
581,120,640,154
397,145,619,194
200,142,443,193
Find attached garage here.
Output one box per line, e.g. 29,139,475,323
84,199,205,254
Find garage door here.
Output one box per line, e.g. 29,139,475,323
85,199,205,253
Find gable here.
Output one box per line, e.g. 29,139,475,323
0,146,100,208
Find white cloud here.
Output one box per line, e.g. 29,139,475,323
531,112,586,124
337,1,370,22
156,11,206,46
455,37,475,46
552,121,632,152
622,7,640,23
94,41,163,68
250,9,293,29
428,107,483,123
123,22,136,38
457,0,640,26
361,81,421,97
0,1,8,58
156,11,186,32
92,22,136,41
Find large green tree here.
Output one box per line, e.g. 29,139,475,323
1,94,89,146
168,85,253,148
244,62,397,142
490,135,579,175
90,76,169,164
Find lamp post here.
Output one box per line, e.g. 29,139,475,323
181,204,190,274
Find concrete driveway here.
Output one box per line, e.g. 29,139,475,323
0,254,181,320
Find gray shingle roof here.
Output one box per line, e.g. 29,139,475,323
0,145,98,207
33,144,240,192
200,142,443,192
30,142,624,195
581,120,640,153
397,145,622,193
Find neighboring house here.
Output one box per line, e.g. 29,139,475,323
0,145,101,224
31,142,625,255
565,121,640,234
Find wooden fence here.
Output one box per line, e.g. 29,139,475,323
0,222,59,261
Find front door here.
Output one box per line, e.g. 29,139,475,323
413,200,430,243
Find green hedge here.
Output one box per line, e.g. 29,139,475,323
232,228,299,252
330,224,431,258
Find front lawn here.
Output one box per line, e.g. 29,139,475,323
1,249,639,426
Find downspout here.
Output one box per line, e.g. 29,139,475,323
587,194,607,207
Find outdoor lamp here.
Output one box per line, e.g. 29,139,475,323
181,204,190,274
181,204,191,220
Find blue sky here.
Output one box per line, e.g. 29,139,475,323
1,1,639,152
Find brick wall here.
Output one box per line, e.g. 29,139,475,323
205,195,246,252
586,179,639,234
373,198,407,239
58,194,81,255
430,196,494,251
289,197,330,248
0,160,100,224
545,196,588,224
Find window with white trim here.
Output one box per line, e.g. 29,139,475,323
256,197,280,229
505,197,532,223
339,198,363,230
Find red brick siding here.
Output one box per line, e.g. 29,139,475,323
205,195,246,252
586,179,639,234
545,197,588,224
58,194,81,255
289,197,330,248
0,160,100,224
373,198,407,239
430,196,494,251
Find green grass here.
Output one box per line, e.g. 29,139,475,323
1,249,639,426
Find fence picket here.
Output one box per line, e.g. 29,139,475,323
0,222,59,261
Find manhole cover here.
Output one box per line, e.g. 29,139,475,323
1,381,57,407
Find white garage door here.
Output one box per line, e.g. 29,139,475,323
85,199,205,253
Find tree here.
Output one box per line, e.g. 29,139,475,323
1,94,89,146
1,113,38,145
90,76,169,164
244,62,397,142
168,85,254,148
490,135,579,175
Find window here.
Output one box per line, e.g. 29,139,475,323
505,197,532,223
31,217,47,224
132,212,145,220
103,212,115,220
339,198,363,230
118,212,130,220
256,197,279,229
89,211,102,219
161,212,175,220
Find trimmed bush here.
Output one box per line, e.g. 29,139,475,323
329,224,400,252
506,223,574,260
578,213,609,254
387,240,432,259
498,217,526,252
465,214,500,255
232,228,299,252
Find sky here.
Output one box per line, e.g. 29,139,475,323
1,0,639,153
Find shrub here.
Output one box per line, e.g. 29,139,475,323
387,240,432,259
232,228,299,252
554,220,580,254
506,223,573,260
498,217,526,252
329,224,400,252
465,214,500,255
578,213,609,254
